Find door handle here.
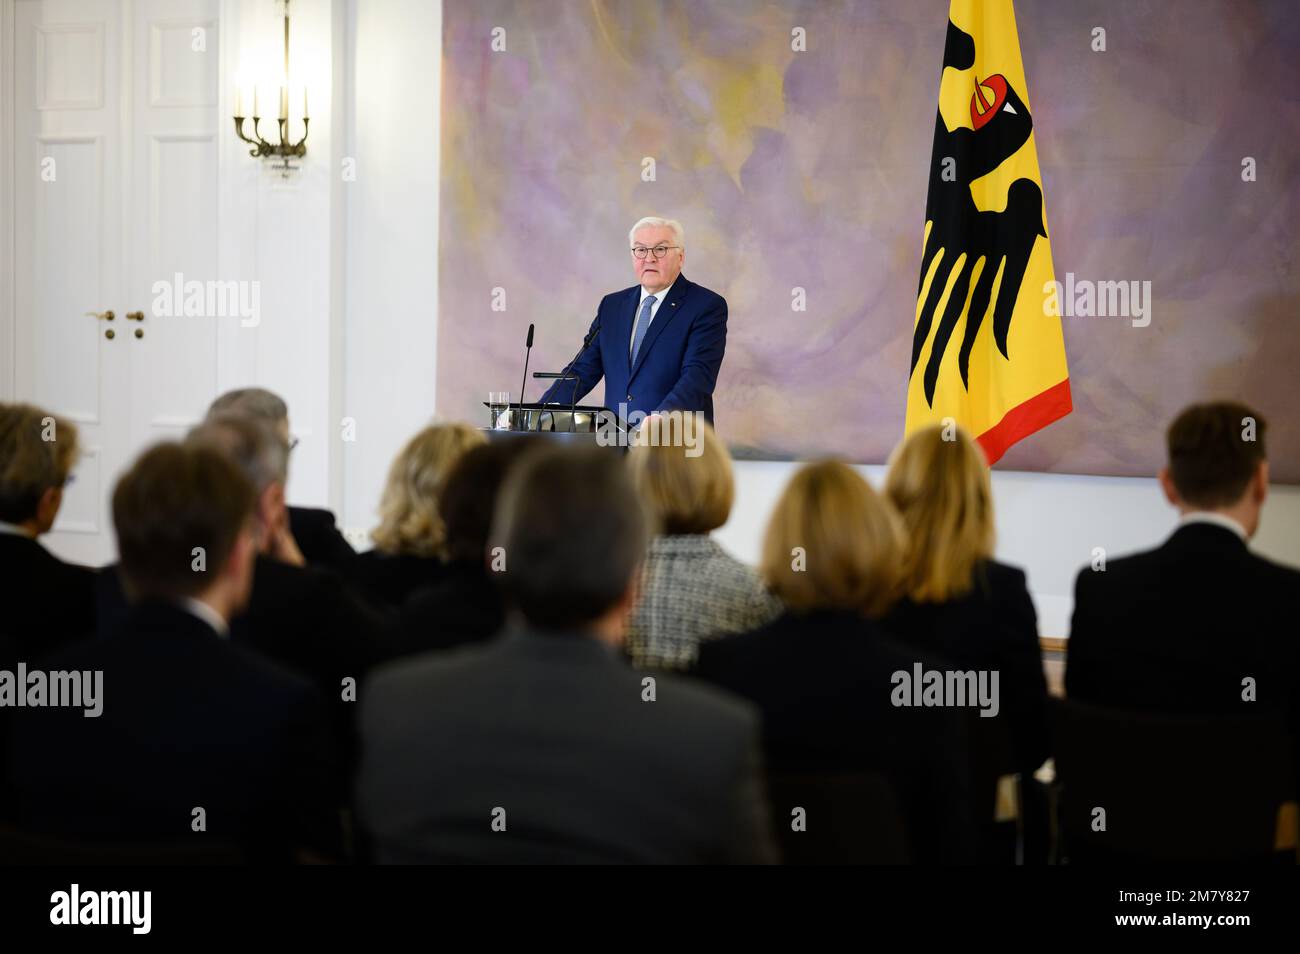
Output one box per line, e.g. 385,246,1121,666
126,311,144,321
85,310,114,321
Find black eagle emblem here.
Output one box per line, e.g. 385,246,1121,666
912,20,1047,407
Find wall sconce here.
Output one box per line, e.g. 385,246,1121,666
232,0,308,177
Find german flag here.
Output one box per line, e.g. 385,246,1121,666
907,0,1071,464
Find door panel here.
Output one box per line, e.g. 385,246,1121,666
128,0,221,449
10,0,222,566
13,0,124,565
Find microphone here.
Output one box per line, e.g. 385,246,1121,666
516,323,535,430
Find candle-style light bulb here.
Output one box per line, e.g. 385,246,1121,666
253,86,259,117
280,85,288,120
235,85,243,116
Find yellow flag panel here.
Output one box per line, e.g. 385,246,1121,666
907,0,1071,463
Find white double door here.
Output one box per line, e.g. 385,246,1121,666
9,0,223,565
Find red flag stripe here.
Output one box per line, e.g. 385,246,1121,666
975,378,1073,465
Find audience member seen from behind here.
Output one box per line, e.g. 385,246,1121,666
1066,402,1300,769
358,445,776,863
208,387,355,571
179,414,393,737
398,439,537,656
884,424,1049,777
4,443,338,861
354,422,486,608
696,459,975,863
0,403,95,666
625,418,780,670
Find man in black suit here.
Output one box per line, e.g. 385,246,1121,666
96,414,392,787
5,442,337,859
1067,402,1300,745
0,403,95,666
358,445,775,863
99,414,391,675
207,387,356,572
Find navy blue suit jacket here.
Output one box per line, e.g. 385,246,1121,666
539,274,727,425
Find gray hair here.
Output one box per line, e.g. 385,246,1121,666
186,412,288,492
207,387,288,426
628,216,685,250
491,445,648,630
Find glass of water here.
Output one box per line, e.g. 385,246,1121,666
487,391,511,430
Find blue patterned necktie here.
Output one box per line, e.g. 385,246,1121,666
630,295,657,366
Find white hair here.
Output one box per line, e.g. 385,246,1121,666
187,413,289,492
628,216,685,250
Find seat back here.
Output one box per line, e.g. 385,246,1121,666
1053,700,1297,863
765,771,911,864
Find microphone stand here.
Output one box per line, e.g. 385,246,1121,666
552,318,600,432
516,323,534,431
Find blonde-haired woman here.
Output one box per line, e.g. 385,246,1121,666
352,422,486,607
695,460,974,863
626,420,779,669
884,424,1049,777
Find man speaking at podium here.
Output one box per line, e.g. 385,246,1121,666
540,217,727,427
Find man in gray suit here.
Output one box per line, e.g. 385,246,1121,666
357,444,775,863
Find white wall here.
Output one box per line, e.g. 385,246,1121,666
221,0,444,537
217,0,337,508
338,0,442,538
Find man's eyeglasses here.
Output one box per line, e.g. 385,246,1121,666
631,244,681,260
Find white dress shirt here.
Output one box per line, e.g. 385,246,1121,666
177,596,231,638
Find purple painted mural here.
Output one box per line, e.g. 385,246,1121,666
436,0,1300,480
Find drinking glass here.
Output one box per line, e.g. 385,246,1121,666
487,391,512,430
